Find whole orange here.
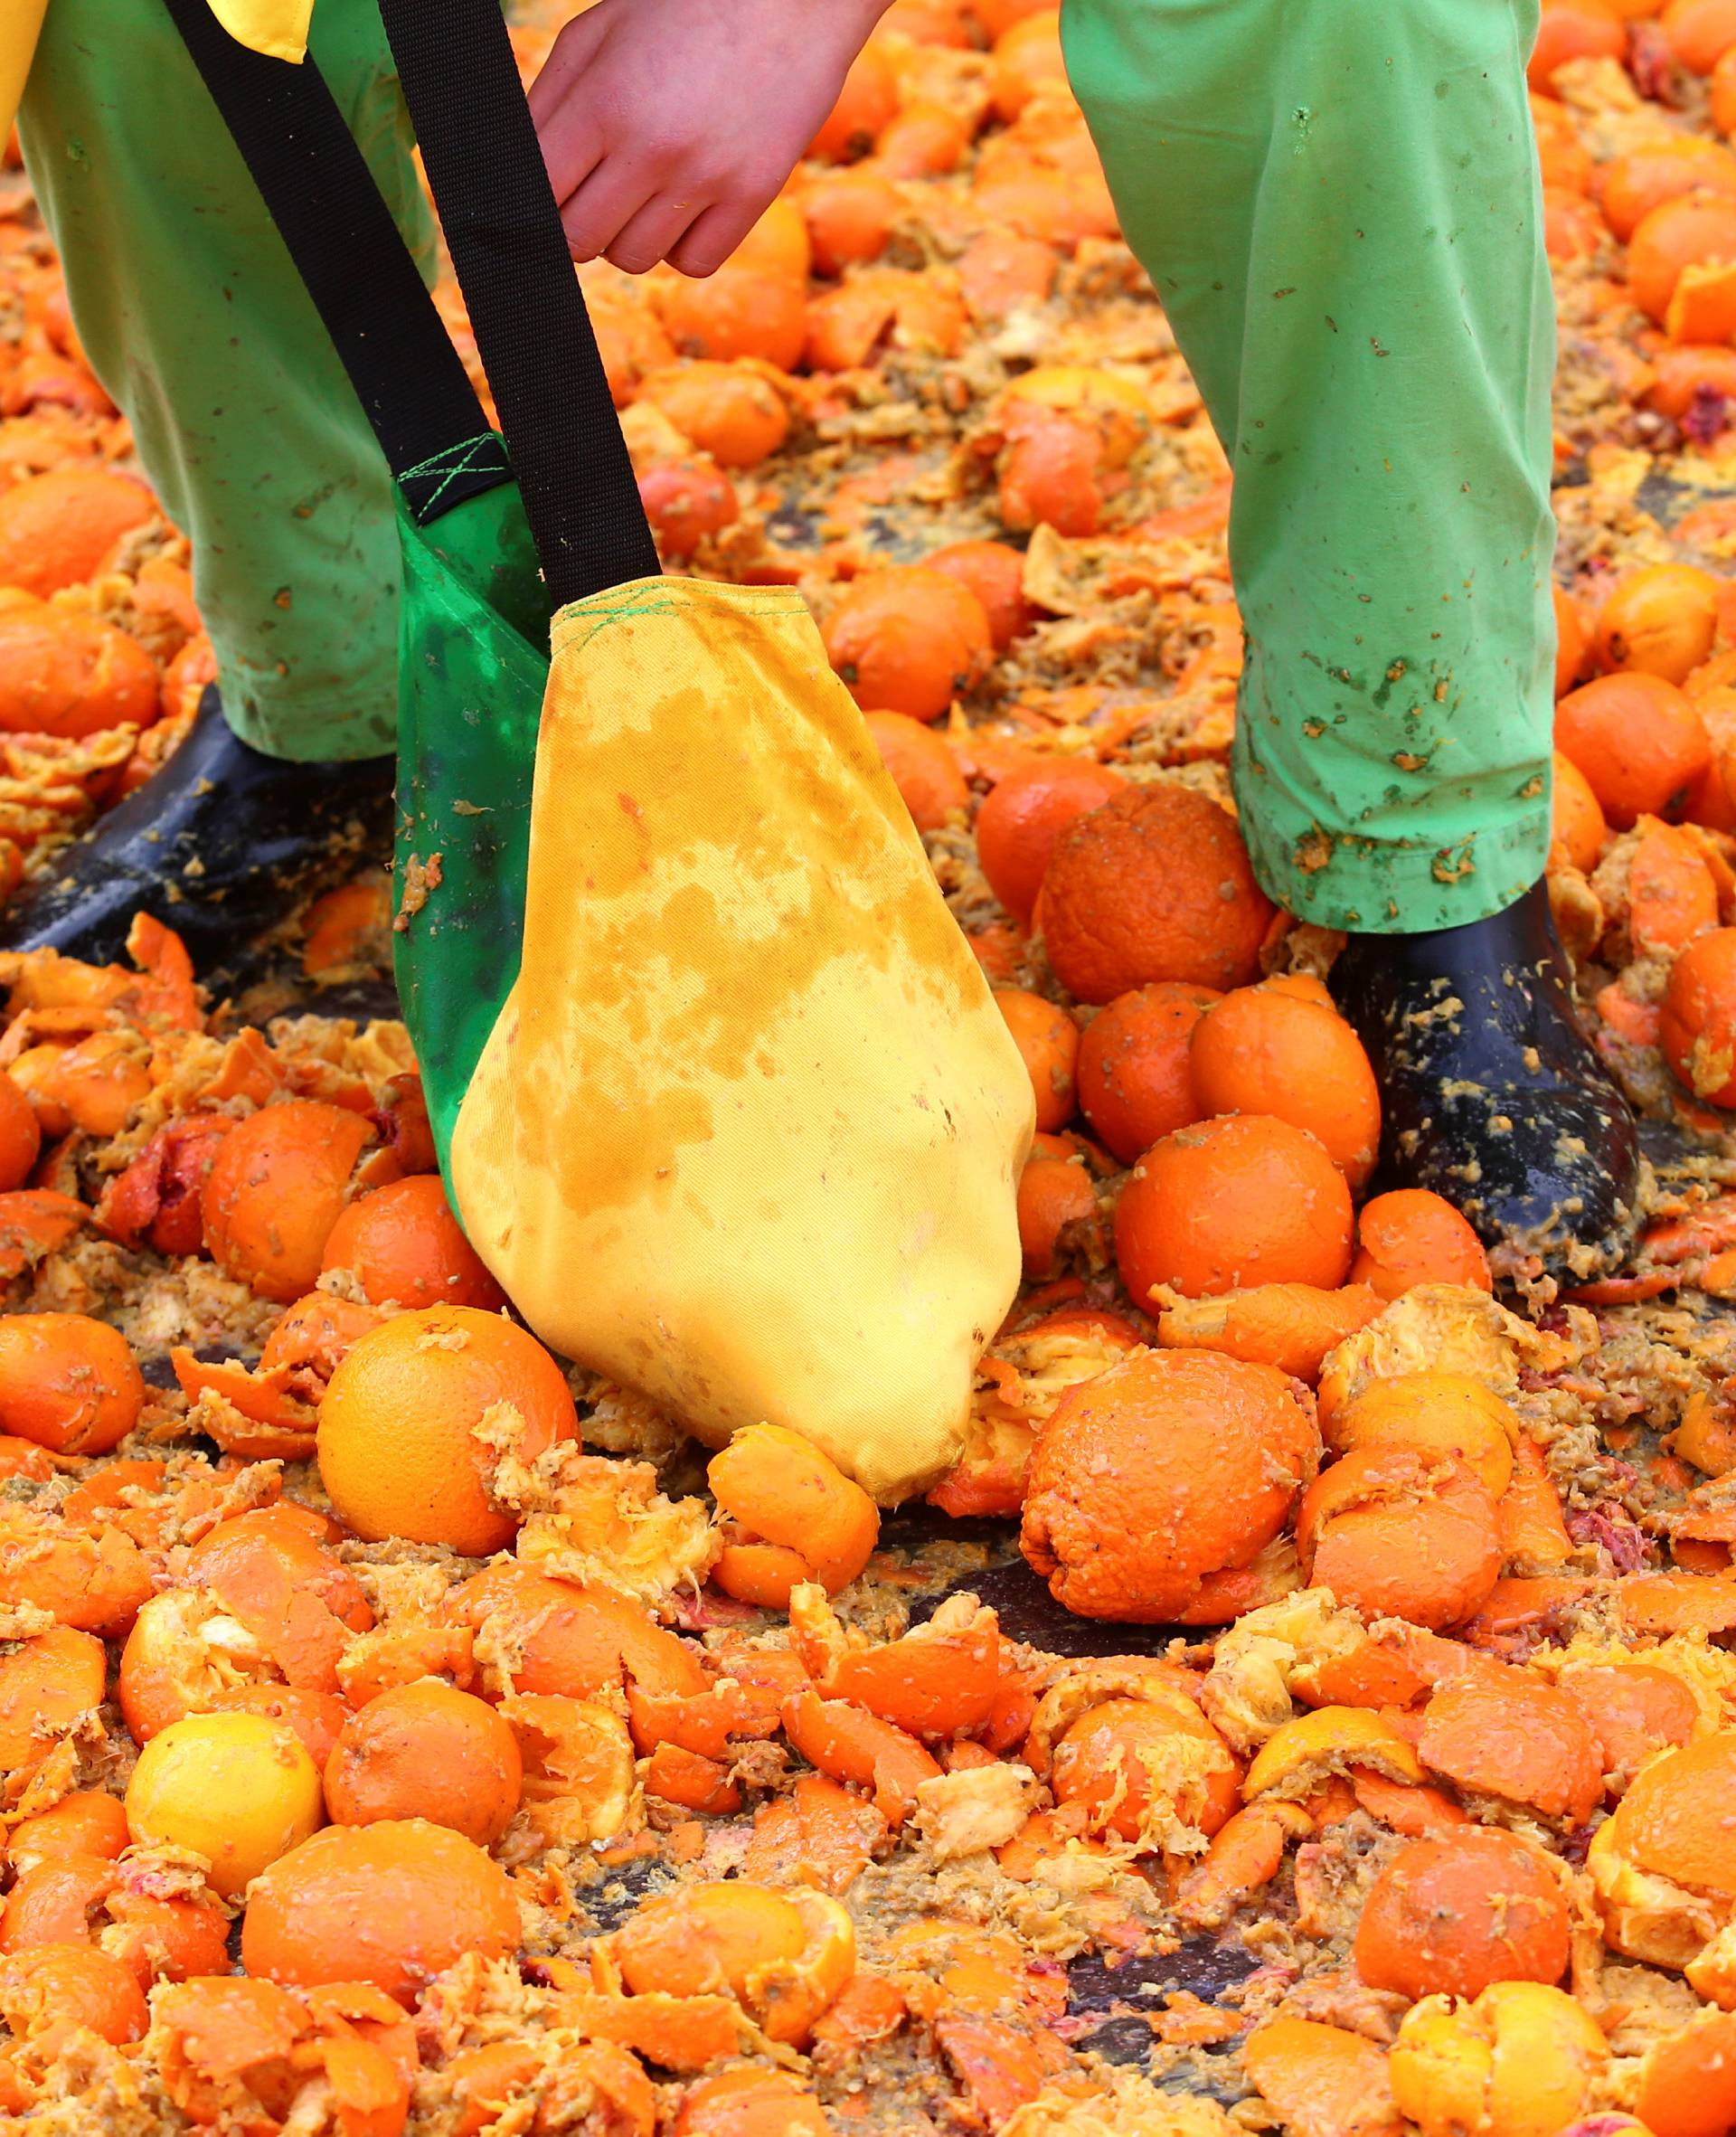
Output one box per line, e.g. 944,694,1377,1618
1114,1113,1354,1302
239,1819,520,2005
1189,984,1381,1189
317,1304,579,1555
1021,1347,1318,1621
1039,783,1274,1003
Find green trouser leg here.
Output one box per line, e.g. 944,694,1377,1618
1061,0,1555,932
18,0,430,761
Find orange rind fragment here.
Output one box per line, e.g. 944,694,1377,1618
818,1592,1003,1740
1389,1981,1609,2137
708,1424,881,1603
609,1881,854,2048
740,1772,888,1895
1498,1437,1576,1571
1297,1445,1503,1633
1155,1282,1385,1384
1242,2017,1402,2137
0,1624,104,1776
673,2066,829,2136
1590,1731,1736,1968
1327,1371,1521,1499
499,1693,637,1848
1635,2009,1736,2137
1355,1830,1571,2000
0,1505,151,1636
1242,1707,1425,1804
442,1561,706,1705
1417,1668,1605,1824
1173,1800,1312,1929
780,1687,941,1826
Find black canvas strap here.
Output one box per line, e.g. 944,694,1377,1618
160,0,512,528
373,0,660,606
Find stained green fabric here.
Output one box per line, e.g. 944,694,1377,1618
392,475,549,1175
1062,0,1556,931
17,0,428,761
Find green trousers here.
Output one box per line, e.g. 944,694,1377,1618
1063,0,1557,931
17,0,428,761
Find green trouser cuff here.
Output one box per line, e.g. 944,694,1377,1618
19,0,429,762
1064,0,1556,932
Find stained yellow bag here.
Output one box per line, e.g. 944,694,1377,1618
446,579,1033,1502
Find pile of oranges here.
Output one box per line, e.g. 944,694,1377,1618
14,0,1736,2132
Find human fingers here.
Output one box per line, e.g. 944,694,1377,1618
666,197,764,280
558,154,663,264
604,192,712,276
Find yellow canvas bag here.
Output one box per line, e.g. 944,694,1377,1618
377,0,1033,1502
448,579,1033,1500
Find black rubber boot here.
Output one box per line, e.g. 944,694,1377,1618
0,687,394,981
1332,877,1641,1280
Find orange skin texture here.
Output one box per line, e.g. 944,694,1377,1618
1021,1347,1319,1621
8,1792,129,1870
0,1943,146,2048
808,41,900,160
1242,2017,1403,2137
995,988,1078,1130
1189,986,1381,1190
1718,41,1736,130
864,710,970,831
1602,138,1736,241
318,1174,505,1313
0,1625,104,1773
740,1773,887,1895
1418,1669,1605,1822
1637,2012,1736,2137
0,467,155,596
658,269,807,373
0,1075,37,1196
1327,1372,1519,1499
1075,980,1218,1162
1298,1446,1504,1631
0,606,159,739
221,1685,351,1770
1038,782,1275,1003
1629,189,1736,322
0,1852,228,1989
1557,672,1712,828
1049,1693,1241,1844
240,1820,520,2006
638,362,790,469
801,168,905,275
1531,0,1628,90
446,1561,707,1702
989,12,1068,124
1116,1113,1354,1303
1350,1189,1493,1301
708,1423,880,1596
674,2067,831,2137
317,1305,579,1557
780,1687,940,1824
1354,1830,1572,2000
1563,1663,1698,1792
1646,342,1736,421
0,1313,143,1455
1666,0,1736,71
821,1617,1003,1739
324,1681,523,1846
1600,1731,1736,1896
1663,927,1736,1104
188,1502,374,1654
1597,564,1722,686
1556,589,1589,698
822,566,992,721
957,230,1059,320
926,540,1033,650
1156,1282,1386,1384
201,1099,374,1303
1552,751,1609,873
1626,818,1721,959
638,461,739,563
975,757,1125,926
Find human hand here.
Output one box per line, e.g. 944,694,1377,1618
529,0,890,278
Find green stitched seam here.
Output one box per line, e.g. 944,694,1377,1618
399,431,509,516
551,579,808,655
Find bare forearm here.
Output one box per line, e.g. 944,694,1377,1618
529,0,893,277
